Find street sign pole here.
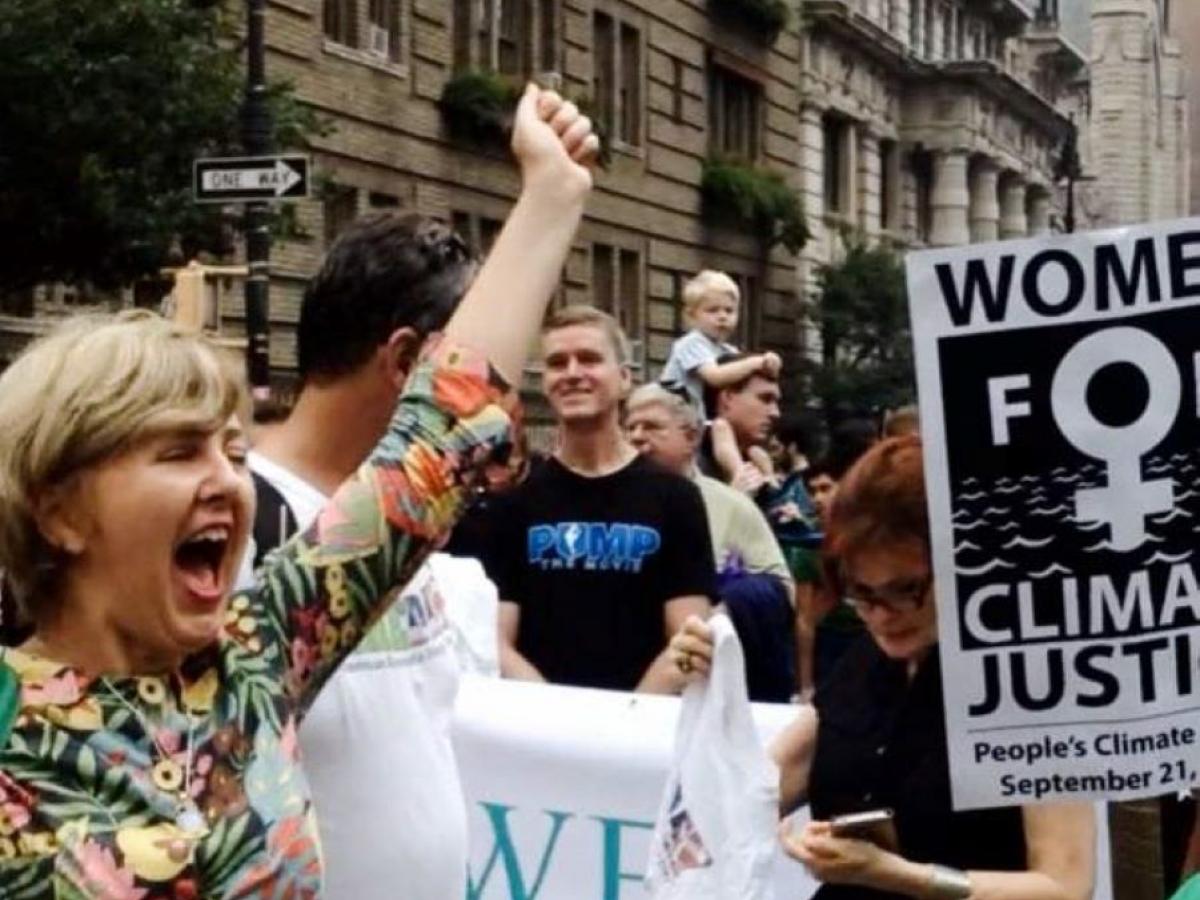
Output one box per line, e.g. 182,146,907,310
243,0,272,403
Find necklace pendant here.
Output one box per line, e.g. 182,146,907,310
175,799,208,836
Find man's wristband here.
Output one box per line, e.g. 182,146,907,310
927,864,972,899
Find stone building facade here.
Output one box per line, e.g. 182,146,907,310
0,0,1191,395
1085,0,1189,227
797,0,1081,294
252,0,808,401
1182,0,1200,215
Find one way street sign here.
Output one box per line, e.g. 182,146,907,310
193,154,310,203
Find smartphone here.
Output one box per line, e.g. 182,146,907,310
829,808,897,849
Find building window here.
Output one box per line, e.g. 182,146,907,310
366,0,402,62
924,0,935,57
324,185,359,246
368,191,400,209
909,0,920,51
671,57,686,121
887,0,898,32
879,139,898,231
324,0,358,47
823,114,853,216
453,0,473,66
451,210,503,257
942,3,953,59
955,11,966,59
911,149,933,243
539,0,558,70
592,242,643,348
593,11,642,147
708,64,762,161
497,0,528,75
455,0,560,76
728,272,760,347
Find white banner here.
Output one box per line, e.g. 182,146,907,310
453,677,815,899
453,677,1114,898
907,217,1200,810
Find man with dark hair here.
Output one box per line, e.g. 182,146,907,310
247,214,474,520
700,352,780,487
488,305,714,692
701,355,830,697
800,451,864,686
234,210,490,900
803,456,843,523
294,214,472,381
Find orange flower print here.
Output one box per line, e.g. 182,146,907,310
431,366,491,418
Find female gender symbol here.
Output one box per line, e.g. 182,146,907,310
1049,327,1180,551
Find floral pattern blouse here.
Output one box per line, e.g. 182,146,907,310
0,338,516,899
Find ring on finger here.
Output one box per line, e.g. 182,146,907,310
677,652,694,674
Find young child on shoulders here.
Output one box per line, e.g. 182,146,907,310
660,269,781,479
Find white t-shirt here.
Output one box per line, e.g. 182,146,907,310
236,451,482,900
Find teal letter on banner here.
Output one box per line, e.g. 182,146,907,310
594,816,654,900
466,803,572,900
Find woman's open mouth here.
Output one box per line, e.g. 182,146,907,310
173,525,231,604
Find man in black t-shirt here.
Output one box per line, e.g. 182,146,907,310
487,306,714,692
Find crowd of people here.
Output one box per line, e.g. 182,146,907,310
0,80,1196,900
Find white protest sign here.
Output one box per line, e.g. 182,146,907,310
452,676,816,899
907,217,1200,810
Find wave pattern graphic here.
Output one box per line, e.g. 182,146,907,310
949,450,1200,582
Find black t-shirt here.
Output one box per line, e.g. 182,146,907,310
809,636,1026,899
485,455,716,690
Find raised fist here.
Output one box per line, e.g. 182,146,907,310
511,85,600,198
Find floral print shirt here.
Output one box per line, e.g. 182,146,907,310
0,339,516,899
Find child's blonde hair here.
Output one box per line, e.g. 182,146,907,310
682,270,739,314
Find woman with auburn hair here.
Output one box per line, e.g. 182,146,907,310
0,85,597,897
670,436,1096,899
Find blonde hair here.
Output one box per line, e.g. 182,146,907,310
626,383,700,432
542,304,631,365
0,310,247,611
682,270,740,314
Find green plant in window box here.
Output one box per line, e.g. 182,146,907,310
701,157,810,253
711,0,790,40
439,71,613,165
438,70,522,145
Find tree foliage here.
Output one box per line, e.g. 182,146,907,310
804,240,916,426
0,0,321,293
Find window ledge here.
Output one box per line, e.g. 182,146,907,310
322,38,408,79
610,139,645,161
272,0,315,16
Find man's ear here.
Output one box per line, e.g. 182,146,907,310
618,363,634,398
32,481,88,557
381,326,422,389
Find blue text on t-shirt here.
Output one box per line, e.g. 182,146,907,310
527,522,663,573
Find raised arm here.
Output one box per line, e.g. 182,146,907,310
445,86,596,383
247,87,598,709
696,353,772,389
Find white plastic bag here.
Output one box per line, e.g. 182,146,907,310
645,613,780,900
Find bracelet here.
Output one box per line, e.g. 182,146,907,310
927,864,972,899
